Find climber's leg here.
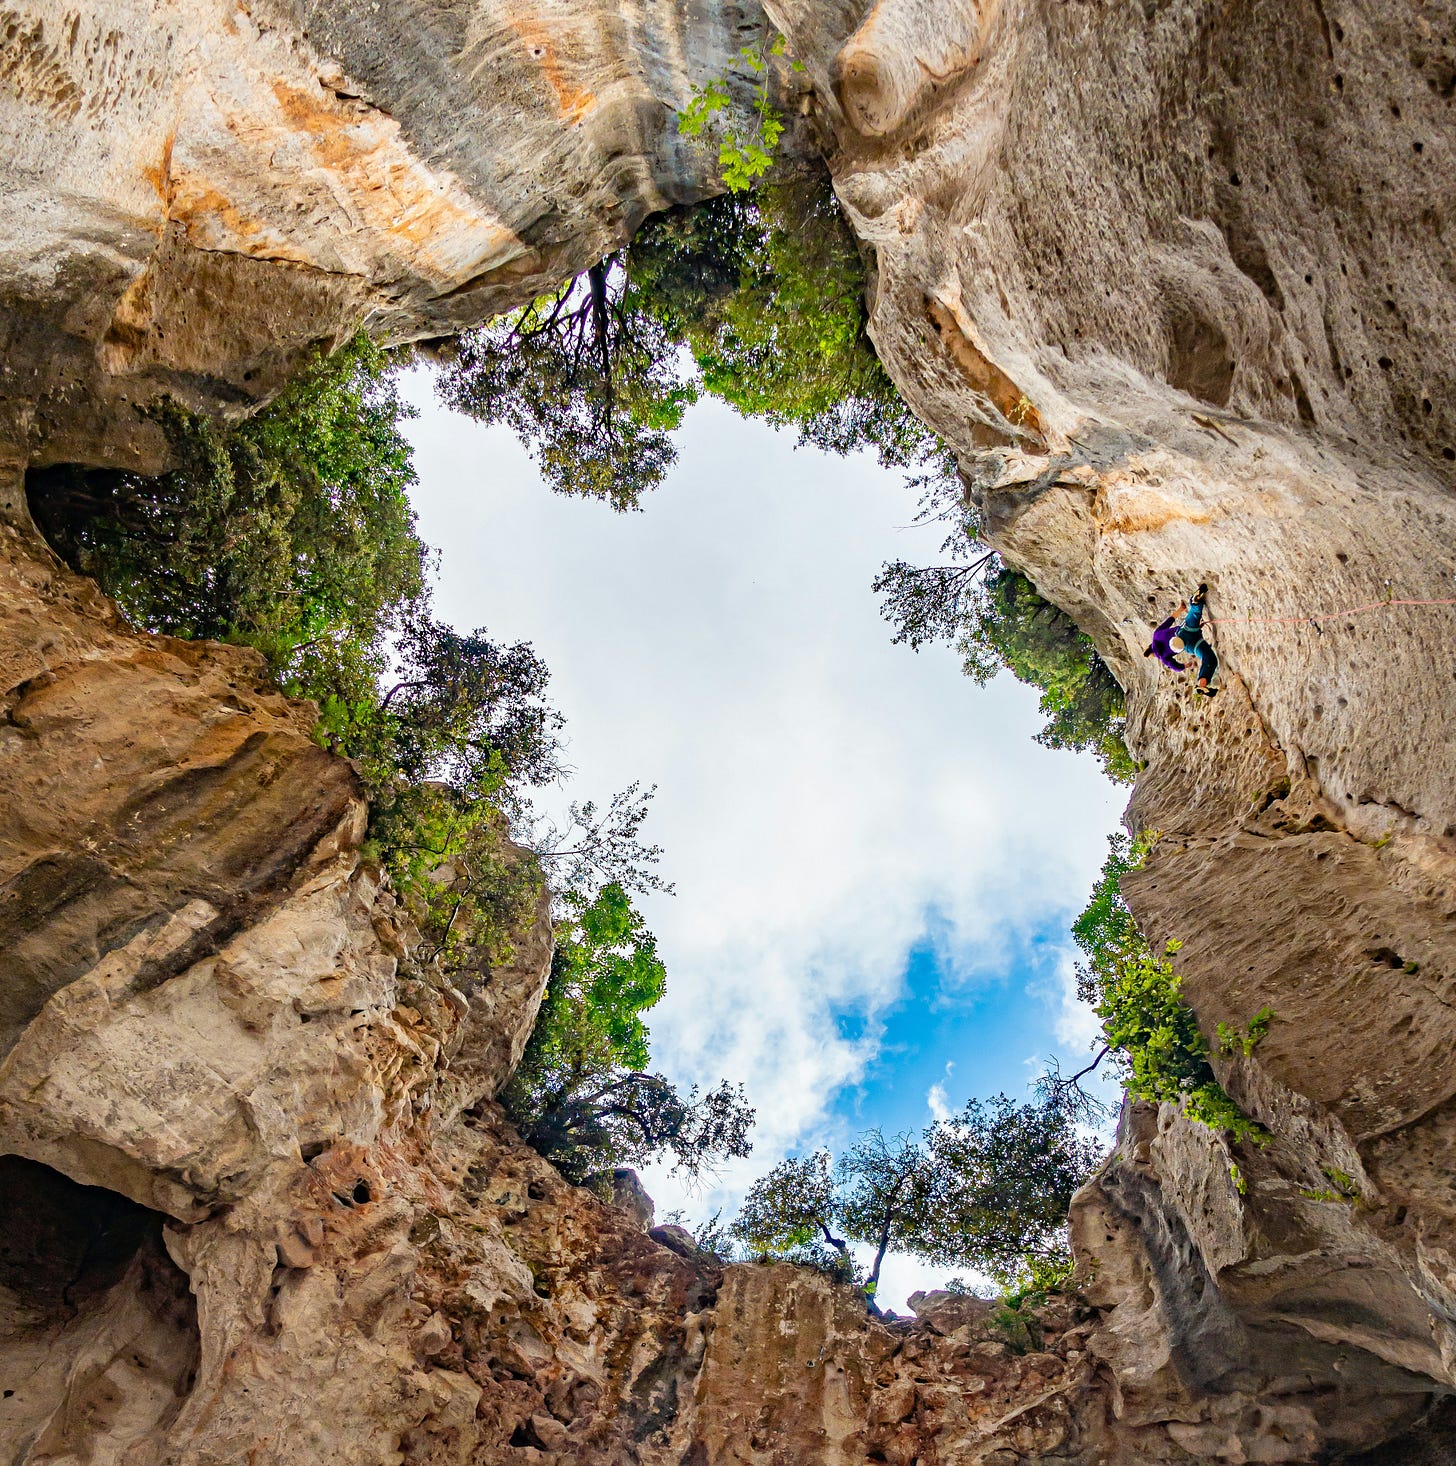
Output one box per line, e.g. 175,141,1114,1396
1194,640,1219,695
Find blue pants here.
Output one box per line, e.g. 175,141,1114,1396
1181,603,1218,681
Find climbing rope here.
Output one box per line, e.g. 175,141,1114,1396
1206,596,1456,628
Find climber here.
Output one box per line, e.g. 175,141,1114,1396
1143,583,1220,696
1175,582,1219,696
1143,613,1186,672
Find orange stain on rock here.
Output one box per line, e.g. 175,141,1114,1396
926,296,1046,446
158,76,520,285
142,131,176,214
262,78,519,275
509,17,597,124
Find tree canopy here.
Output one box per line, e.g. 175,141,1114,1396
436,174,953,513
733,1097,1100,1305
1057,833,1268,1143
501,882,755,1185
435,261,696,509
32,333,427,653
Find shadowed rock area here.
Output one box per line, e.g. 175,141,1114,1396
0,0,1454,1459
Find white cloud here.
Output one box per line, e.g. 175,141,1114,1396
926,1059,957,1123
401,378,1124,1308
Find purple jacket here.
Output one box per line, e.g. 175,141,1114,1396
1147,616,1183,671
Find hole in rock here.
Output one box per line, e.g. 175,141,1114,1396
1166,311,1235,406
509,1419,548,1449
0,1155,199,1437
351,1178,373,1205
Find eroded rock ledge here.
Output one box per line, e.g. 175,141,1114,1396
3,0,1456,1459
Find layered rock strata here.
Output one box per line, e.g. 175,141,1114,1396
0,0,805,469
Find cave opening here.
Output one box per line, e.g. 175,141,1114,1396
0,1155,200,1454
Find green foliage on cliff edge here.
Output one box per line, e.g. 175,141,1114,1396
732,1095,1100,1300
31,335,754,1187
1073,834,1269,1145
875,553,1137,784
436,171,952,510
29,335,554,972
33,333,427,654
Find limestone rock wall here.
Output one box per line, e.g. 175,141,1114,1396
768,0,1456,1454
0,0,797,470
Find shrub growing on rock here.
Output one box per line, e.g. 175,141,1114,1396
1068,833,1269,1144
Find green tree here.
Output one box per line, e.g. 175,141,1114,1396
435,261,697,510
502,883,755,1184
875,549,1136,783
733,1104,1098,1307
630,178,948,480
435,173,954,512
31,333,427,662
917,1095,1101,1287
732,1151,860,1284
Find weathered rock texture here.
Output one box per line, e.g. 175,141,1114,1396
3,0,1456,1459
773,0,1456,1455
0,0,802,470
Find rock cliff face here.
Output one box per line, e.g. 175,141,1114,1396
0,0,790,470
2,0,1456,1460
783,0,1456,1456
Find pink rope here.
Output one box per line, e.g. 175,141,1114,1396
1206,597,1456,628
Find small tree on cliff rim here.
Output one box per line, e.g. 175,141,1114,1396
502,882,755,1185
436,260,696,509
733,1097,1100,1302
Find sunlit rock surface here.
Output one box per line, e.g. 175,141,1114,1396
0,0,787,470
3,0,1456,1458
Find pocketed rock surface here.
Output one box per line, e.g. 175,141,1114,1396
3,0,1456,1458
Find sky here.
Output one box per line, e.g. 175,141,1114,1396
401,373,1125,1309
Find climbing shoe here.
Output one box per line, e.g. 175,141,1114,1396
1195,684,1219,698
1194,582,1208,602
